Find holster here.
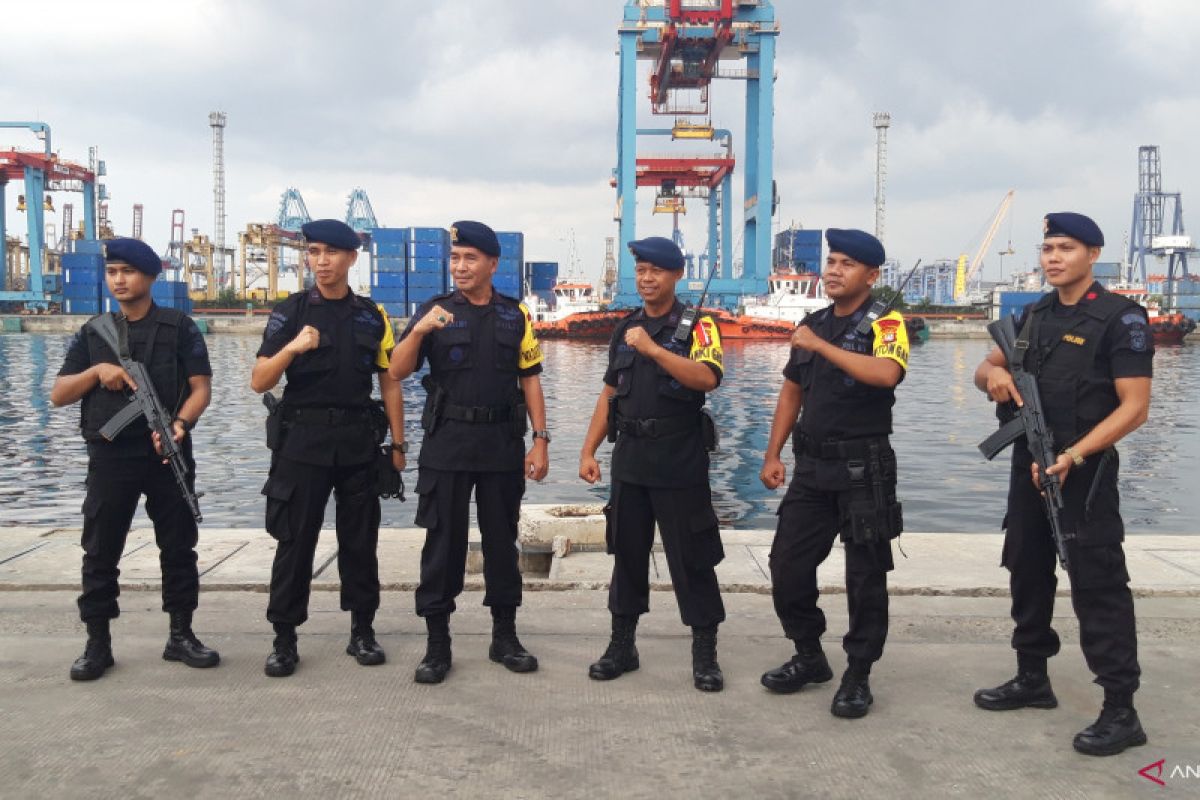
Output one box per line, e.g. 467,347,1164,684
511,388,528,439
263,392,286,452
606,396,617,443
839,442,902,545
700,409,718,453
420,374,447,435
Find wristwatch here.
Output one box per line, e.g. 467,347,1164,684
173,417,195,433
532,430,551,443
391,440,409,453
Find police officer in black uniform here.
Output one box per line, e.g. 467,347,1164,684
973,212,1153,756
389,220,549,684
579,236,727,692
51,237,219,680
251,219,405,677
758,229,908,718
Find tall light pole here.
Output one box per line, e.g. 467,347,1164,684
873,111,890,244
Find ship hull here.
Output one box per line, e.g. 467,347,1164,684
533,308,796,340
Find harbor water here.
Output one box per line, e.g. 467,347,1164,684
1,333,1196,533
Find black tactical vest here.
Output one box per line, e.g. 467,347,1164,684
281,288,387,408
1014,287,1133,448
80,307,185,442
610,302,705,416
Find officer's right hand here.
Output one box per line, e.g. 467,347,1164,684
579,455,601,484
760,456,787,490
415,305,454,335
286,325,321,355
985,365,1023,406
94,363,136,392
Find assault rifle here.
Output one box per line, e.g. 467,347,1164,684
977,315,1070,568
92,313,203,523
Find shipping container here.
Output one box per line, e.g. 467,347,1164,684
370,227,410,244
64,297,102,315
373,256,407,274
73,240,104,255
411,227,449,243
373,242,406,257
409,257,446,274
411,241,447,259
526,262,558,291
371,272,408,290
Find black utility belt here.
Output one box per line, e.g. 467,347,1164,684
615,413,700,439
284,406,372,426
795,433,890,460
440,403,514,424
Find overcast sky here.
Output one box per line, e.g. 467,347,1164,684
3,0,1198,288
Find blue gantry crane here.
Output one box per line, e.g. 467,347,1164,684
344,188,379,233
1127,145,1196,314
614,0,778,308
276,187,311,232
1,121,98,308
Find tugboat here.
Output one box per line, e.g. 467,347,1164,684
1110,286,1196,345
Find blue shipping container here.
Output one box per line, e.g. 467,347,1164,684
373,242,406,257
411,227,448,243
411,241,447,259
73,240,104,255
370,227,410,243
372,272,408,290
371,291,407,305
410,257,446,274
62,252,105,269
374,256,407,273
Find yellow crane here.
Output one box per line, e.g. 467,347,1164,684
954,189,1015,302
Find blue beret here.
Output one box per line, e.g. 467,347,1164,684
1044,212,1104,247
301,219,362,250
104,237,162,276
628,236,685,271
825,228,885,268
450,220,500,257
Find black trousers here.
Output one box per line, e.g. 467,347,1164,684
1003,465,1140,694
78,453,199,622
769,477,894,663
606,481,725,628
413,467,524,617
264,456,380,627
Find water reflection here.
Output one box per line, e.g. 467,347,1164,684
1,332,1196,533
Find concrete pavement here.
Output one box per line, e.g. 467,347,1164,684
3,519,1200,798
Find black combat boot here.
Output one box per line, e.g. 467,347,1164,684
346,610,386,666
488,606,538,673
691,625,724,692
588,614,639,681
1073,692,1148,756
70,619,114,682
414,614,452,684
831,660,874,719
162,610,220,668
974,655,1057,711
760,640,833,694
264,623,299,678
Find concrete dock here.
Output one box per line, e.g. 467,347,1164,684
2,521,1199,798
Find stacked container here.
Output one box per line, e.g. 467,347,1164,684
407,227,449,316
61,252,105,316
369,227,411,318
494,231,524,299
526,261,558,309
774,229,823,273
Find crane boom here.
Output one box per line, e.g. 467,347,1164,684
955,190,1015,302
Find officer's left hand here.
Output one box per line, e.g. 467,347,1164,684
151,420,186,458
392,449,406,472
790,325,823,352
1031,454,1073,490
525,441,549,482
624,326,659,356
